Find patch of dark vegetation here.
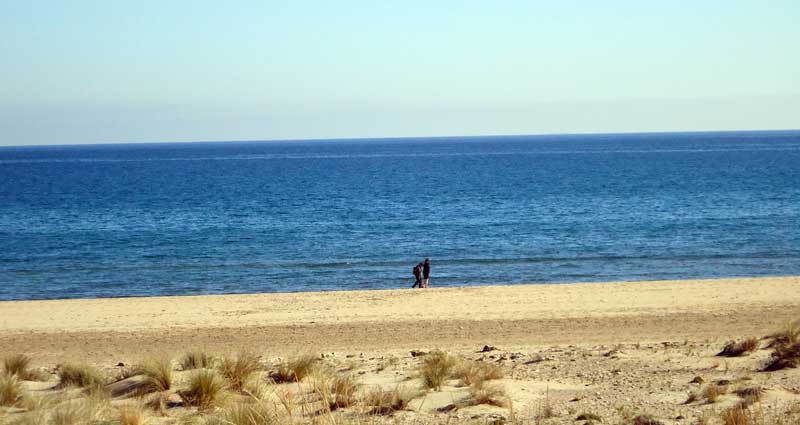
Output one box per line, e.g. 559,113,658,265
718,338,759,357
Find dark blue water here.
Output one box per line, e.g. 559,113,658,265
1,131,799,300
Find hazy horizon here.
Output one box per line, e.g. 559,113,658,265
2,1,799,146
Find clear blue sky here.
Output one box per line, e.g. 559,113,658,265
1,1,799,146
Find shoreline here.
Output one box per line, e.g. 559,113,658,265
1,276,798,364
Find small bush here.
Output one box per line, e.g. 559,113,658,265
180,351,216,370
719,338,759,357
458,382,510,408
272,355,316,383
219,352,261,392
363,385,423,415
734,386,764,402
57,363,106,389
418,350,456,391
180,369,228,410
2,354,43,381
0,373,22,406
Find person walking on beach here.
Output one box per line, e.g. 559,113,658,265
422,258,431,288
412,262,423,288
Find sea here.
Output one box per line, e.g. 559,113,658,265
1,130,799,301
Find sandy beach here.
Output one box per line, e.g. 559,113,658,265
1,276,799,362
2,276,799,424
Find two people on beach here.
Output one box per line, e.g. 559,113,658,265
412,258,430,288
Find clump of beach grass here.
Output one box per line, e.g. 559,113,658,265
180,369,228,410
205,402,283,425
576,412,602,422
363,385,423,415
632,414,664,425
219,352,261,392
312,372,359,411
764,340,800,371
3,354,44,381
0,373,22,406
418,350,457,391
50,392,110,425
721,405,757,425
56,363,106,389
452,359,504,386
272,355,317,383
131,357,173,394
457,382,510,408
703,384,728,403
180,351,217,370
117,403,148,425
734,386,764,406
719,338,759,357
766,320,799,347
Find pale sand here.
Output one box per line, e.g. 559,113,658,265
1,276,798,364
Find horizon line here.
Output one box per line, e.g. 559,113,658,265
2,127,799,149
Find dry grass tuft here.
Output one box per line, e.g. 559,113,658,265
766,320,800,347
452,359,504,386
118,403,148,425
363,385,423,415
219,352,261,392
2,354,44,381
56,363,106,389
180,369,228,410
0,373,22,406
180,351,217,370
206,402,283,425
576,412,602,422
313,372,359,411
734,386,764,402
632,414,664,425
272,355,317,383
418,350,457,391
764,341,800,371
719,338,759,357
132,357,173,394
721,405,756,425
458,382,510,408
49,393,110,425
703,384,728,403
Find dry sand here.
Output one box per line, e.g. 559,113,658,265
1,276,799,363
2,276,799,424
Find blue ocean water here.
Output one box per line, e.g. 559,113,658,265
1,131,799,301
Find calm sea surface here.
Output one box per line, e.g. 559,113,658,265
1,131,799,300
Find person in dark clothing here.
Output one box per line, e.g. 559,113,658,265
412,262,423,288
422,258,431,288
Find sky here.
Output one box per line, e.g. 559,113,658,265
1,1,799,146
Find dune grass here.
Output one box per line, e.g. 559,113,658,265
219,352,261,392
452,359,504,386
0,373,22,406
418,350,457,391
272,355,317,383
764,341,800,371
56,363,106,389
718,338,759,357
703,384,728,403
205,401,283,425
180,369,228,410
180,351,217,370
457,381,510,408
312,371,359,411
131,357,173,394
363,384,424,415
2,354,44,381
117,403,148,425
766,320,799,347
